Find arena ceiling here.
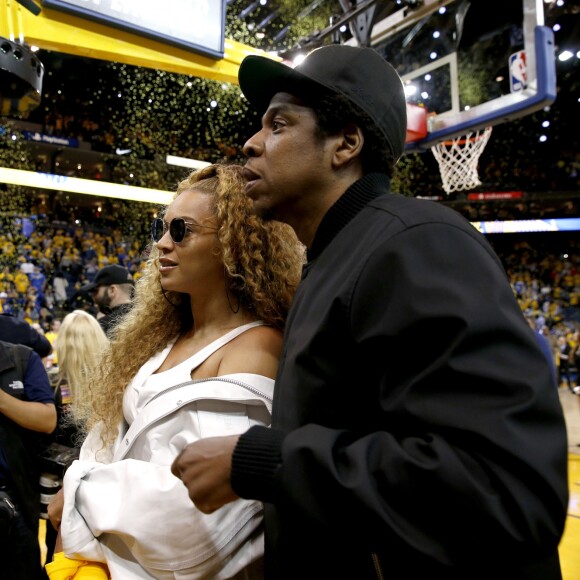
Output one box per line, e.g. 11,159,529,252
1,0,579,218
227,0,580,57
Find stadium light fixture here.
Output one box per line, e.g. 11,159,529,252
0,167,174,204
165,155,211,170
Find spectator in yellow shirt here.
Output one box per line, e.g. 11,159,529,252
14,269,31,294
45,318,62,366
0,266,15,294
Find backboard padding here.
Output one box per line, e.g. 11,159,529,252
348,0,557,153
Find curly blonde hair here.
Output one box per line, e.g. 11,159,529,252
85,163,304,445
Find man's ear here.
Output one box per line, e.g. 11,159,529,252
332,123,364,168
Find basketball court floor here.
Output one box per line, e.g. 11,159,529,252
559,388,580,580
37,388,580,578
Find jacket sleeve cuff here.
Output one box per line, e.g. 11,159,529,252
231,425,285,503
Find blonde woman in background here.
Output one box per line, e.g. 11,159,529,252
44,309,109,565
47,163,304,579
54,310,109,439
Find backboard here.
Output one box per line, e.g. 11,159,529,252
355,0,557,153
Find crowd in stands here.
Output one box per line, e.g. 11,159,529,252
446,196,580,222
491,234,580,387
0,215,578,387
0,217,146,328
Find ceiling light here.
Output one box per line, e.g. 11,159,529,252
166,155,211,170
0,167,173,204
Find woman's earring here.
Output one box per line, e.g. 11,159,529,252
225,279,240,314
161,286,181,308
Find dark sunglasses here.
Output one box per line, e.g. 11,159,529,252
151,217,217,244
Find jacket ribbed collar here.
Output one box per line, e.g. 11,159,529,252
307,173,390,262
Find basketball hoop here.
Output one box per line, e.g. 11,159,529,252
431,127,492,195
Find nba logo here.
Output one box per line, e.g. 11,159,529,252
509,50,527,92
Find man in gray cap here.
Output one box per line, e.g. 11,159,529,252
81,265,134,337
172,45,567,579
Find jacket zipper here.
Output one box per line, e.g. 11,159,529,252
1,495,15,514
144,376,273,409
372,552,385,580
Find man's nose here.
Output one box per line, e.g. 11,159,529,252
242,131,262,158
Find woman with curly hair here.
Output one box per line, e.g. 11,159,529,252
47,163,304,580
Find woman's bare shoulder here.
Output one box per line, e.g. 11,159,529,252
217,325,284,378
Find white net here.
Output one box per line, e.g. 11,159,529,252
431,127,492,194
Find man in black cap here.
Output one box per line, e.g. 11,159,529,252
172,45,568,579
81,265,134,337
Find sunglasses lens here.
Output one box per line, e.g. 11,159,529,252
151,219,164,242
151,218,189,243
169,218,186,243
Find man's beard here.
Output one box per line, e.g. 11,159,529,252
95,290,112,314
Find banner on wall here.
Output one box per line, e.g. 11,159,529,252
472,218,580,234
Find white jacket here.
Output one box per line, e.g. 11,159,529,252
61,322,271,579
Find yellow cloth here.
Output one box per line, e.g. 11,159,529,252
45,552,110,579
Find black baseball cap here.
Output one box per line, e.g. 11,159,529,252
81,265,134,293
238,44,407,161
